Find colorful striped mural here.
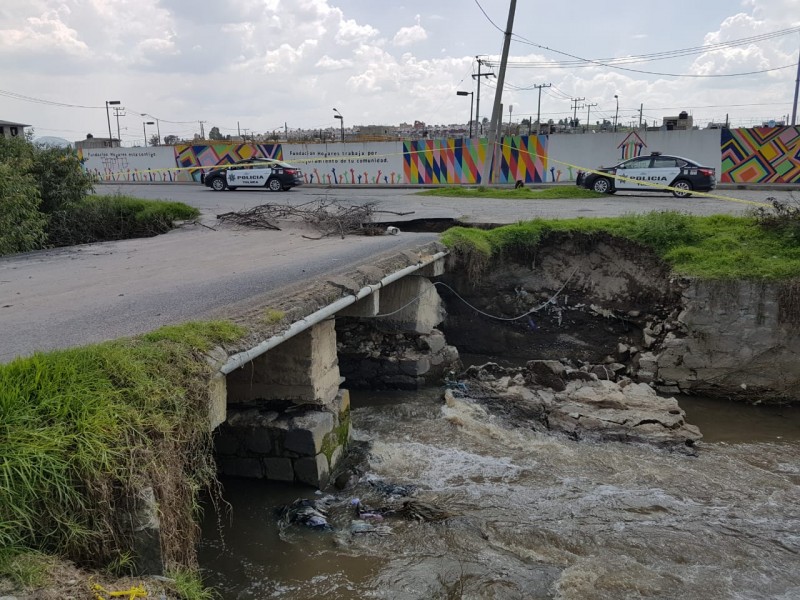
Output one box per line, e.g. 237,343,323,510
721,127,800,184
403,135,548,184
175,143,282,182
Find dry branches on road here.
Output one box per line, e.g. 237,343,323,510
216,199,413,239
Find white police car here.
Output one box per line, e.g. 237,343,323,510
576,153,716,198
201,158,303,191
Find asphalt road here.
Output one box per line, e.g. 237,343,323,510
1,184,794,363
94,182,794,223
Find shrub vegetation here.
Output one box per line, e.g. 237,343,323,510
441,210,800,280
0,136,197,256
0,321,244,570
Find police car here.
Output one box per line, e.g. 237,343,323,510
201,158,303,191
576,153,716,198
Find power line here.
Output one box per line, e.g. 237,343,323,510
500,26,800,69
472,0,504,34
501,34,795,78
0,89,103,109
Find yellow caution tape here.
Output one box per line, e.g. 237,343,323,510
86,139,775,207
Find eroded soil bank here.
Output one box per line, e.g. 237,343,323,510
438,231,800,404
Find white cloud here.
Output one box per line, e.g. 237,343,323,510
336,18,379,45
315,55,354,69
392,14,427,47
0,9,88,55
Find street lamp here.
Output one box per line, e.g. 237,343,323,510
141,114,161,145
142,121,155,147
105,100,120,145
456,91,474,138
333,108,344,143
614,94,619,133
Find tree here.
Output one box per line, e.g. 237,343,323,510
149,134,160,147
163,135,179,145
208,126,223,140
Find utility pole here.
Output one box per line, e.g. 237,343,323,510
585,102,597,131
238,121,241,137
792,41,800,125
472,57,495,136
638,103,644,128
533,83,551,134
571,97,585,127
481,0,516,186
113,106,125,142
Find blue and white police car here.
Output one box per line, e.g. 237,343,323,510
576,153,716,198
201,158,303,192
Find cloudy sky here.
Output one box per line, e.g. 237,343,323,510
1,0,798,145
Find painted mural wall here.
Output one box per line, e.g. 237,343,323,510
721,127,800,184
547,128,723,182
78,127,798,185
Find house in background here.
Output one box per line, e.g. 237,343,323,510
0,120,30,139
74,133,120,149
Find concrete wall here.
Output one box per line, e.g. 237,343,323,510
77,127,800,185
548,129,723,182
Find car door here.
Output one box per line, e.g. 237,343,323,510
226,162,269,188
614,157,653,190
649,156,683,190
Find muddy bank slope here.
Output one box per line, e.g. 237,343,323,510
439,231,800,403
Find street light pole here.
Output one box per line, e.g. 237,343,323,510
141,114,162,145
333,108,344,143
142,121,154,147
456,91,474,138
614,95,620,133
105,100,120,146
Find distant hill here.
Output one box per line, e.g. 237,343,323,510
35,136,72,148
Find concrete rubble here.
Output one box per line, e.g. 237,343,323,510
458,360,702,452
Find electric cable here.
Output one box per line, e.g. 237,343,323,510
374,269,579,321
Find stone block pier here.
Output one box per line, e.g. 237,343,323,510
207,249,456,488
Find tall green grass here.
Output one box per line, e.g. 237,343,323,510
416,185,604,200
0,321,243,567
47,194,200,247
441,211,800,279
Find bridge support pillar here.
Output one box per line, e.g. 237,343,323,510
338,275,460,389
219,320,349,488
226,320,342,408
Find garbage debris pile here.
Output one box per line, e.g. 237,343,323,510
278,478,451,537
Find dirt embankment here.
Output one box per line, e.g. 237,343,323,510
439,231,800,403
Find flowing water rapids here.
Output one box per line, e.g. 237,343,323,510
200,389,800,599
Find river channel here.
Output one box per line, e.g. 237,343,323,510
199,389,800,600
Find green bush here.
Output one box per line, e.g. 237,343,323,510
47,195,200,247
0,163,47,255
29,145,94,214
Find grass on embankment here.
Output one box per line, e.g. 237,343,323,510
0,321,244,586
416,185,605,200
441,211,800,279
46,194,200,248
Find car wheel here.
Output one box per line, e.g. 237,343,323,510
210,177,226,191
592,177,612,194
267,178,282,191
672,180,693,198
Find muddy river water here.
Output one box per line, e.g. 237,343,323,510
200,390,800,599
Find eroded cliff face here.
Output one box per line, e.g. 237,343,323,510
439,232,800,403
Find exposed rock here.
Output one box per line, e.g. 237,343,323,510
459,363,701,453
526,359,566,391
